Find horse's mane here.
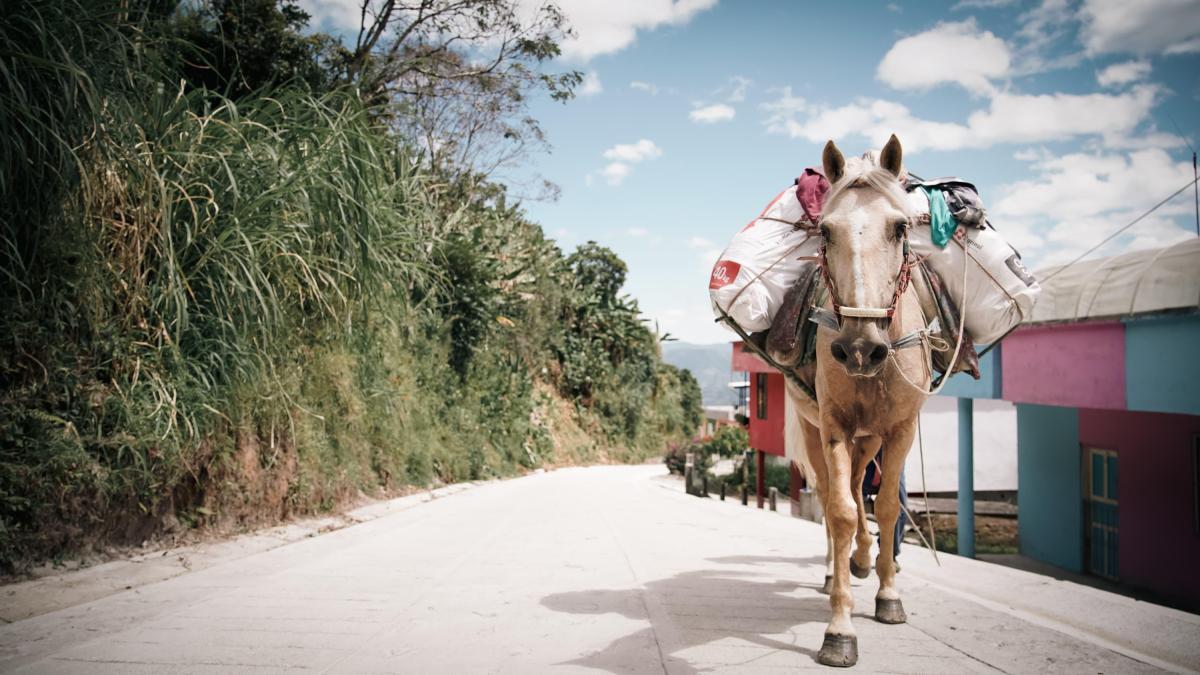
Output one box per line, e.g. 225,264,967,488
823,150,912,219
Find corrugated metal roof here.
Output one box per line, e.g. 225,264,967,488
1030,237,1200,323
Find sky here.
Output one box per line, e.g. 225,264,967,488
302,0,1200,344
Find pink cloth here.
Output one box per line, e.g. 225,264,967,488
795,167,829,224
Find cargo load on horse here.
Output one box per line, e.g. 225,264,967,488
707,181,822,332
708,155,1040,381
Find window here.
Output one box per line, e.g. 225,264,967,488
756,373,768,420
1085,447,1119,580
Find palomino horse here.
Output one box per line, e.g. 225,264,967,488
773,135,931,667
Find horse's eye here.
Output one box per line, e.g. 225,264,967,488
893,219,908,239
819,224,830,241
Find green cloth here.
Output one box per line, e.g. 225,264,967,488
921,186,958,248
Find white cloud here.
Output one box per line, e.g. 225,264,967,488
597,139,662,186
630,81,660,95
1012,147,1050,162
690,103,736,124
1165,36,1200,55
295,0,361,29
627,227,650,237
1009,0,1084,75
602,139,663,162
990,148,1195,268
886,3,902,12
725,76,752,102
951,0,1017,8
762,84,1161,153
1096,59,1151,87
877,19,1011,95
688,236,715,249
601,162,631,186
579,70,603,96
552,0,720,61
1080,0,1200,55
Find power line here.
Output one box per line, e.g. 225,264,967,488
1041,174,1200,283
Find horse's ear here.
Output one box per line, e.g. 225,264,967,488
822,140,845,184
880,134,903,177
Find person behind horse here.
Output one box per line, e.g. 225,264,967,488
863,454,907,566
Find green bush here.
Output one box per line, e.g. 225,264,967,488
703,426,749,458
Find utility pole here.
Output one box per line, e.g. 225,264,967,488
1193,151,1198,236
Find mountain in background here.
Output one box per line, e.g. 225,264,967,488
662,341,740,407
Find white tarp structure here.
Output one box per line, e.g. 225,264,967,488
1029,237,1200,323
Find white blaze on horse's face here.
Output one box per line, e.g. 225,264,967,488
821,189,908,315
820,136,911,377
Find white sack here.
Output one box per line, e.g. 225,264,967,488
709,186,820,332
905,191,1040,344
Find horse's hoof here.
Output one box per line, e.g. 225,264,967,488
817,633,858,667
875,597,907,624
850,559,870,579
820,575,833,595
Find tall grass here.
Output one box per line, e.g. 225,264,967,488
0,0,699,570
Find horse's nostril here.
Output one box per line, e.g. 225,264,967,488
868,344,889,366
831,343,849,363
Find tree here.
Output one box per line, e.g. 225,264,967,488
566,241,627,308
173,0,337,97
677,368,703,434
342,0,580,188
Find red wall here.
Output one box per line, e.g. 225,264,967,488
749,372,786,457
1078,408,1200,608
1002,323,1126,410
731,340,772,373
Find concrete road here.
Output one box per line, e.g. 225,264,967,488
1,465,1197,674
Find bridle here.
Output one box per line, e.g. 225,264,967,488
816,221,915,325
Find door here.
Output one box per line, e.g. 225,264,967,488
1086,447,1119,580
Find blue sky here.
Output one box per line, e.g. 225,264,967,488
303,0,1200,344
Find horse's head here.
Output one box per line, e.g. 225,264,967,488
818,135,914,378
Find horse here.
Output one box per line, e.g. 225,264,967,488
771,135,932,667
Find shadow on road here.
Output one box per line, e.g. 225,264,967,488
541,556,833,674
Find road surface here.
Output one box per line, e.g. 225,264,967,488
1,465,1197,673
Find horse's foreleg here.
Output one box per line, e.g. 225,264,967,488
874,421,916,625
850,436,880,579
817,430,859,667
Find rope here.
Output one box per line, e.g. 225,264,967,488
916,413,939,565
1040,174,1200,284
870,454,939,565
716,233,814,313
887,241,970,396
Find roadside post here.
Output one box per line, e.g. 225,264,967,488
958,398,976,558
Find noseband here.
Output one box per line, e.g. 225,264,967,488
816,223,915,325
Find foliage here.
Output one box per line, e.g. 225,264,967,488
0,0,699,571
704,426,749,459
171,0,338,97
712,452,790,498
341,0,581,191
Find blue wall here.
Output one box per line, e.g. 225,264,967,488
1125,315,1200,416
937,343,1001,400
1017,404,1083,572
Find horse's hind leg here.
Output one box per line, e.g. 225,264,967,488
816,427,859,667
874,421,917,625
849,436,880,579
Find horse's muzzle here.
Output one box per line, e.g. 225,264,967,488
831,335,889,377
